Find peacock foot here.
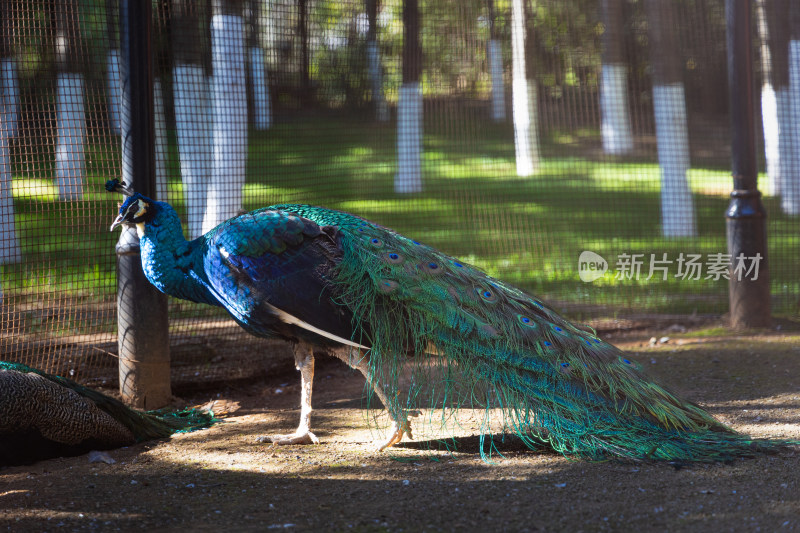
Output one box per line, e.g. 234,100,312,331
376,410,421,451
255,431,320,446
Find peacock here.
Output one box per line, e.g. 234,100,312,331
106,179,794,462
0,360,214,466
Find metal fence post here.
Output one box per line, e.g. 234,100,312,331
116,0,171,408
725,0,771,328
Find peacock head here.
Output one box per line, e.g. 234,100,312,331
110,193,155,231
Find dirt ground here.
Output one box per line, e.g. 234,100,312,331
2,318,800,532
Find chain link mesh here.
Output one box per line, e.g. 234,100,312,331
0,0,797,388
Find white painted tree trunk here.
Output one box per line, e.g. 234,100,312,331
760,82,779,195
153,77,169,200
0,58,20,266
2,58,19,138
173,64,211,239
249,47,271,130
760,83,791,198
204,14,248,234
784,39,800,215
395,82,423,194
488,39,505,122
107,49,122,135
512,78,540,176
600,63,633,155
652,83,696,237
367,40,389,122
55,73,85,201
510,0,539,176
0,138,20,265
776,87,791,198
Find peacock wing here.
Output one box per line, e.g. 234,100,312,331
202,208,359,346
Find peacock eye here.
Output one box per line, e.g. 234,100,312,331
378,279,399,293
517,314,537,329
475,286,499,303
384,251,404,264
420,260,445,275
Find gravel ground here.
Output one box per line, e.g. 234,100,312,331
2,322,799,532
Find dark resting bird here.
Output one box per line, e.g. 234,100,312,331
0,361,214,466
107,179,793,462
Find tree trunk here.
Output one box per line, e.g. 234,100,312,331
153,0,170,201
756,0,790,198
599,0,633,155
54,0,85,201
172,0,212,238
645,0,696,237
298,0,310,105
367,0,388,122
510,0,539,176
395,0,423,194
248,0,271,130
153,77,169,200
487,0,505,122
784,3,800,214
0,1,20,266
106,0,121,135
204,0,247,233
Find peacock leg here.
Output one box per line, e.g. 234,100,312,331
332,347,419,451
256,342,320,445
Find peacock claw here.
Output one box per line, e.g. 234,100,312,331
256,431,319,446
376,410,421,451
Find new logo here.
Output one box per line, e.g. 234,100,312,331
578,251,608,282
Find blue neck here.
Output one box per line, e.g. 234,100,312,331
138,202,220,307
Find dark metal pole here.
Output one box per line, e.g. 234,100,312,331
117,0,172,408
725,0,771,328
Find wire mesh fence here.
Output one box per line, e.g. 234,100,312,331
0,0,797,388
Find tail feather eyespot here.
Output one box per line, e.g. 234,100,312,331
384,252,405,265
475,286,499,303
420,261,445,275
378,279,399,293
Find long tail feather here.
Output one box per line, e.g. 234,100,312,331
277,204,797,462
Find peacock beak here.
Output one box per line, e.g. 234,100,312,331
110,213,125,231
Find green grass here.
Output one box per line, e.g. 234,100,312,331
2,114,798,321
